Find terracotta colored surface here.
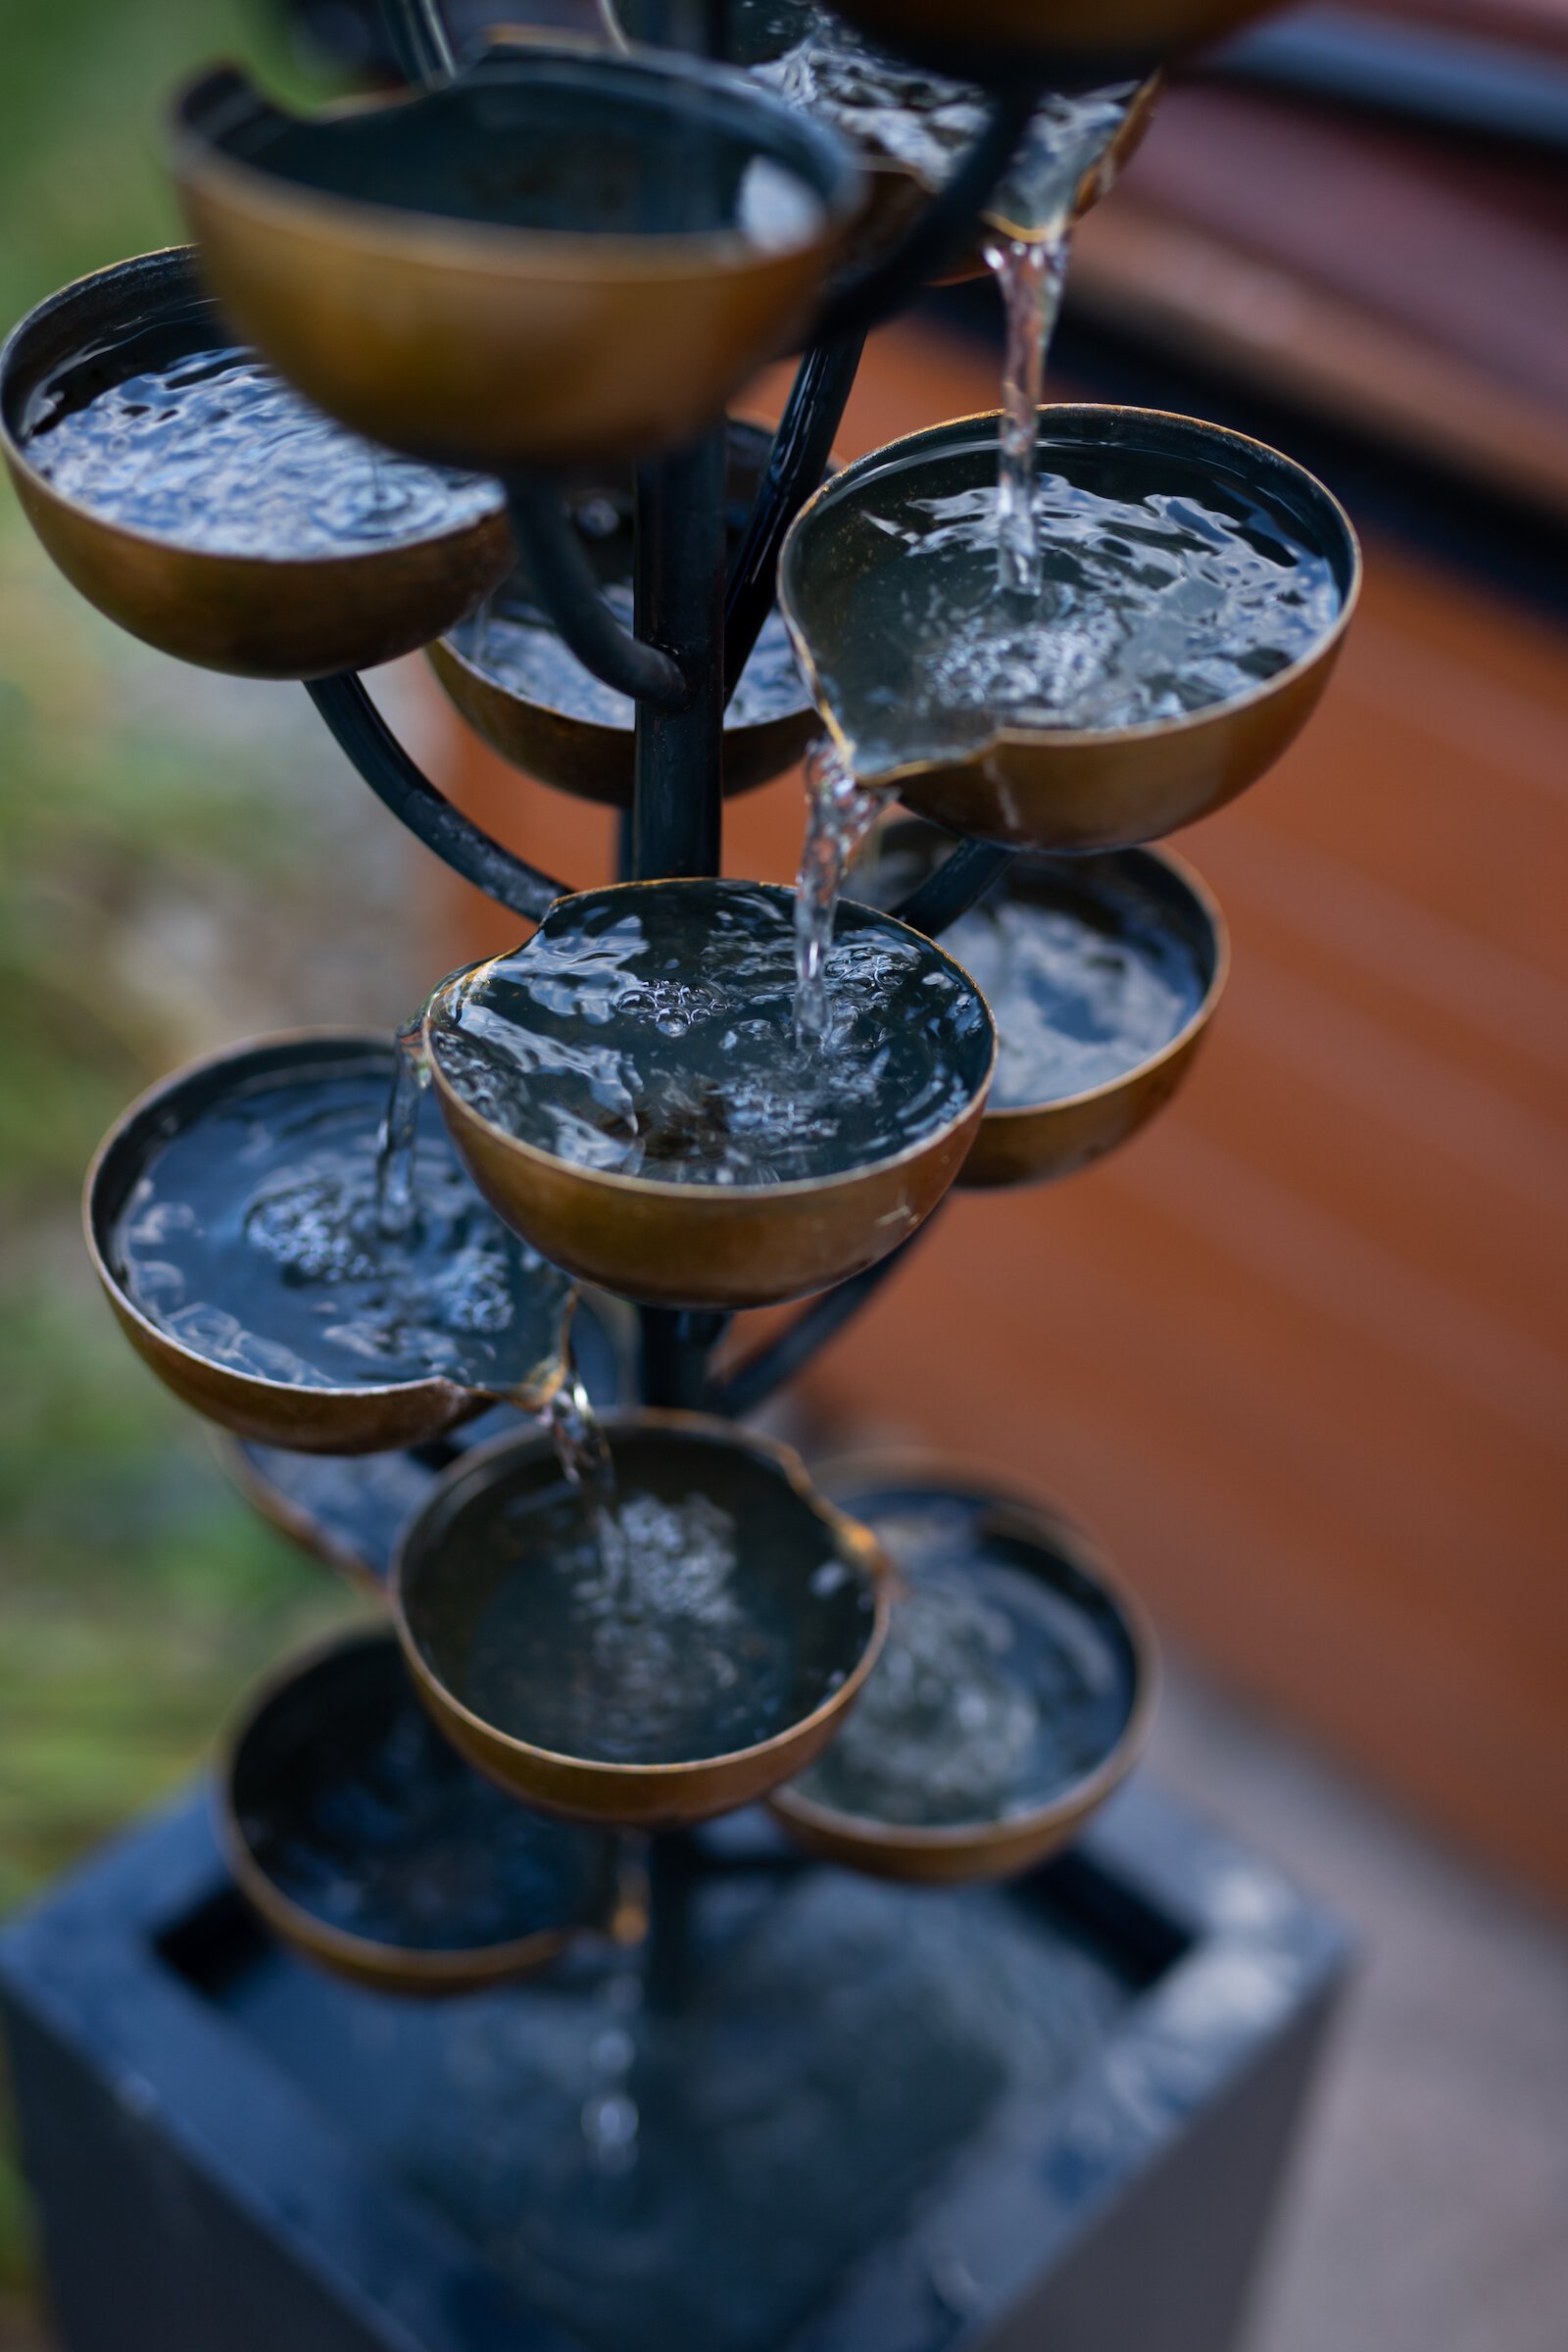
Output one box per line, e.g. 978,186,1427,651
431,323,1568,1902
1068,79,1568,511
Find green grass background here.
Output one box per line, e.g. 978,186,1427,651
0,4,381,2326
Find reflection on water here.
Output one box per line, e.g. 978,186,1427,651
115,1056,569,1393
429,885,990,1187
25,348,499,556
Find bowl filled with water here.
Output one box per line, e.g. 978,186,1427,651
0,247,511,678
780,405,1359,853
214,1297,635,1592
770,1454,1154,1882
429,418,817,806
86,1031,576,1454
392,1414,889,1827
422,878,996,1309
221,1628,625,1994
742,6,1160,281
171,44,861,470
862,817,1226,1187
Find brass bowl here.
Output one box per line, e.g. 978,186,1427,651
827,0,1276,79
85,1030,575,1455
391,1413,890,1829
861,819,1227,1188
171,45,861,471
780,406,1360,854
213,1292,637,1592
423,879,996,1311
219,1627,623,1995
0,247,510,680
427,418,818,805
794,70,1163,281
769,1451,1156,1884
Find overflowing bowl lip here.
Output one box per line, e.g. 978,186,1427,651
84,1026,576,1413
423,876,999,1206
777,403,1363,785
170,43,866,284
0,245,510,568
389,1408,892,1784
770,1447,1158,1852
216,1623,622,1984
896,836,1230,1125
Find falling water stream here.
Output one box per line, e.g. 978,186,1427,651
791,739,894,1051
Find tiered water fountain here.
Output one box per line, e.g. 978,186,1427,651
0,4,1360,2348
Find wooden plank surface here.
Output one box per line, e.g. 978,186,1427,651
430,321,1568,1902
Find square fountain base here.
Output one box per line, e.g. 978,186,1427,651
2,1784,1348,2352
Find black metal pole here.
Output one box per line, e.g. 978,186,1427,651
894,837,1016,939
632,426,729,879
630,424,729,1404
723,331,865,703
712,1220,936,1420
506,481,690,712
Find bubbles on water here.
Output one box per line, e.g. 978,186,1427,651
461,1485,806,1765
759,10,1134,243
939,872,1205,1107
428,886,990,1188
24,347,500,557
793,1500,1133,1830
808,441,1344,775
114,1057,570,1395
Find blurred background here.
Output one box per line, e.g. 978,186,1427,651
0,2,1564,2346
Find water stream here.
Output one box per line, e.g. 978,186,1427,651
374,1017,431,1238
757,10,1137,593
791,739,893,1051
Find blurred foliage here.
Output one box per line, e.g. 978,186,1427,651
0,1,370,2325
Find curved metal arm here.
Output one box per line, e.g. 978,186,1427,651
307,673,566,924
712,1223,934,1420
506,481,691,713
723,331,865,702
894,837,1015,938
810,78,1041,343
386,0,456,84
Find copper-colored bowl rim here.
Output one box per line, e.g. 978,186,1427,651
216,1624,616,1988
84,1026,575,1419
939,840,1229,1127
779,404,1363,786
390,1406,891,1788
425,877,998,1208
0,246,509,571
769,1446,1158,1856
171,48,864,286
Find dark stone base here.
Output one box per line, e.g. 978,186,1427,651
2,1784,1348,2352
